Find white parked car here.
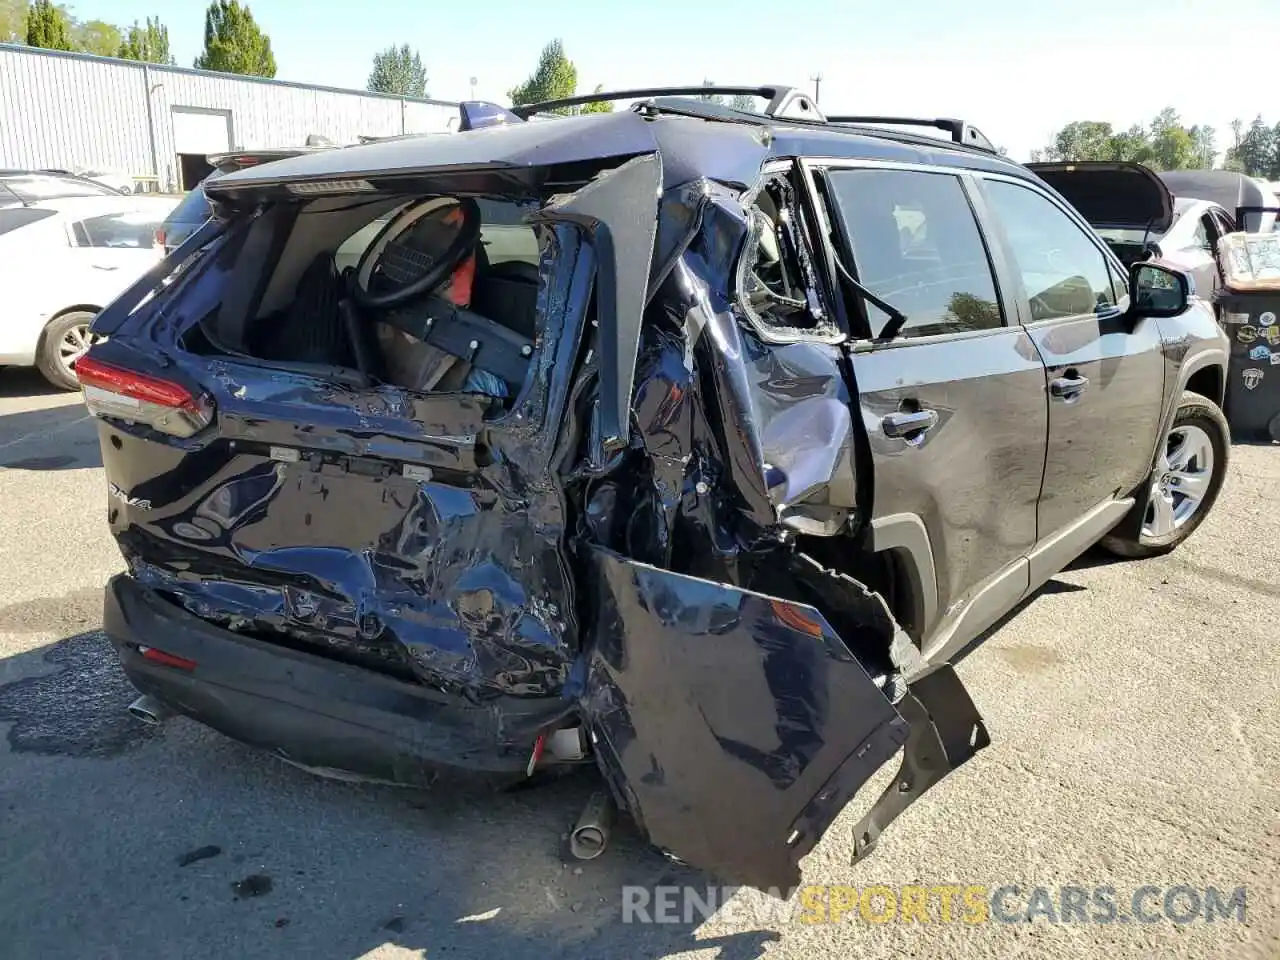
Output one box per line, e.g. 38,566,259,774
0,194,178,389
1028,163,1277,303
74,169,136,195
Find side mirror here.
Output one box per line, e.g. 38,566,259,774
1129,262,1189,318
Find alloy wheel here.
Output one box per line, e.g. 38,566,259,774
1141,424,1215,540
57,323,96,377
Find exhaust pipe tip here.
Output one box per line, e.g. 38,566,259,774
569,790,615,861
569,824,608,860
127,694,171,726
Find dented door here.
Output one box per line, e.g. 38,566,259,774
579,547,989,892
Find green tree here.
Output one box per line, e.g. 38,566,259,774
24,0,72,50
193,0,275,78
367,44,427,97
71,18,120,56
117,16,174,65
1223,118,1246,172
728,93,756,111
698,79,725,106
508,39,577,110
0,0,27,43
579,84,614,114
1187,124,1216,169
1106,124,1153,164
946,292,1001,331
1147,108,1196,170
1226,116,1275,177
1042,120,1115,161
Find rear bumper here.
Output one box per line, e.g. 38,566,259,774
104,574,571,784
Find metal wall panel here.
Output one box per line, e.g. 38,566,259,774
0,45,151,173
404,100,459,134
0,44,458,189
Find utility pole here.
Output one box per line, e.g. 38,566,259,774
810,72,823,104
470,76,478,100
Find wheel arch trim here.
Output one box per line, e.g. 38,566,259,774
868,512,939,641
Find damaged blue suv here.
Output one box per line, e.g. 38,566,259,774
79,85,1231,893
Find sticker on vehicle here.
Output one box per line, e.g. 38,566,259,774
1238,325,1259,343
1266,325,1280,345
1261,311,1277,326
1242,368,1264,390
1272,352,1280,365
1250,345,1272,361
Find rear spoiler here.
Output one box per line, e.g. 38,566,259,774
206,144,337,172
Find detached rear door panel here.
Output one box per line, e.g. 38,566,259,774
581,547,908,892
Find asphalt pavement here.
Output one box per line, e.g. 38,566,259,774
0,366,1276,960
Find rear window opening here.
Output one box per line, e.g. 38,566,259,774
179,191,546,406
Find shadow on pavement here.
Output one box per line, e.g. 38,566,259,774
951,546,1122,666
0,630,778,960
0,367,64,399
0,369,99,471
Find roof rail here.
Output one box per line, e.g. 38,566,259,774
460,87,1000,153
510,85,824,122
826,116,997,153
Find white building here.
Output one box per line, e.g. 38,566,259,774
0,43,458,191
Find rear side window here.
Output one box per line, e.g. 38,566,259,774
72,210,164,248
1191,216,1211,251
983,179,1118,321
826,168,1003,338
0,207,57,237
166,186,213,225
736,167,838,340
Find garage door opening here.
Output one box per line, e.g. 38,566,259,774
177,153,214,190
170,106,232,190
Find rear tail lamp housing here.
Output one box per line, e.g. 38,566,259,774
76,356,213,438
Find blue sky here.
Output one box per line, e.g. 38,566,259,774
70,0,1279,160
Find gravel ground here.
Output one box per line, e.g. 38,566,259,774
0,366,1276,960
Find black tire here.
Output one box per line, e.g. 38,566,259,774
1099,391,1230,559
35,310,97,391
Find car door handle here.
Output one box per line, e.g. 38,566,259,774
1049,374,1089,400
882,409,938,439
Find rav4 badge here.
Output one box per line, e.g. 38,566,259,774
108,482,152,510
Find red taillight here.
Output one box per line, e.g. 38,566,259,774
154,227,166,247
138,645,198,671
76,356,213,438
